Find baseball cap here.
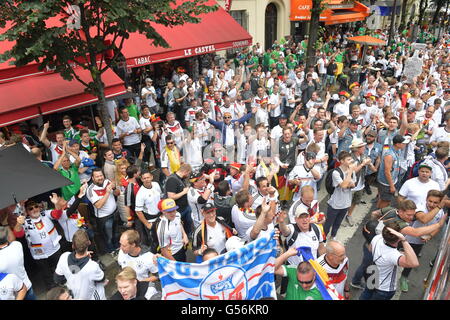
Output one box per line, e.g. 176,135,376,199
68,139,79,147
158,199,179,212
349,119,359,125
349,82,360,89
225,236,246,252
366,130,377,137
393,135,411,144
279,113,288,119
331,94,339,100
407,106,416,113
295,207,309,218
418,161,433,171
350,138,367,149
145,78,153,82
203,203,217,213
189,170,204,183
305,152,317,161
229,162,242,170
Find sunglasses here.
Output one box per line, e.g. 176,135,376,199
224,116,232,119
298,279,315,285
167,142,175,145
27,205,40,210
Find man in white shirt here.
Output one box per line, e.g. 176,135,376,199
141,78,157,110
188,171,216,230
87,168,120,253
0,227,33,300
54,229,106,300
333,92,351,116
157,199,189,262
0,273,26,300
359,223,419,300
317,240,350,299
246,197,277,242
278,207,326,266
398,162,440,208
134,171,162,246
118,230,160,299
116,108,142,158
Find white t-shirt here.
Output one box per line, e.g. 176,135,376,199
399,177,440,208
49,142,64,164
87,179,117,218
0,273,23,300
269,93,281,117
286,224,324,266
430,127,450,146
116,117,141,146
317,254,349,297
183,137,203,169
206,222,227,254
139,116,152,137
231,205,257,239
333,101,350,116
288,164,322,201
0,241,32,290
157,213,184,255
55,252,106,300
246,222,274,242
135,183,162,219
118,249,158,281
370,234,402,292
188,185,214,230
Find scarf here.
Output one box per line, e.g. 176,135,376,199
165,145,181,173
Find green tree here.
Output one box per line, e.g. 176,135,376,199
306,0,325,69
0,0,217,144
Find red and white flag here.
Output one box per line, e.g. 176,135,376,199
225,0,232,12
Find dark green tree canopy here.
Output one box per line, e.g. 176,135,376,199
0,0,218,91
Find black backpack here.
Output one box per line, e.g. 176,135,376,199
324,167,344,195
149,215,162,254
284,223,322,249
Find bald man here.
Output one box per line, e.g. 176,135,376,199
317,240,350,299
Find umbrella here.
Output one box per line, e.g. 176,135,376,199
0,144,73,209
347,35,387,46
347,36,387,66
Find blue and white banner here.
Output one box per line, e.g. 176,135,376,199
157,231,277,300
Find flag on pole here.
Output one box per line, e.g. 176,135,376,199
225,0,233,12
157,230,277,300
297,246,344,300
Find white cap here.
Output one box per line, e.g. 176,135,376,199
294,206,309,218
225,236,246,252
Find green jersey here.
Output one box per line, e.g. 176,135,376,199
59,165,81,201
64,128,76,140
263,52,272,67
335,52,344,63
126,104,140,121
286,59,298,70
73,129,97,142
285,266,324,300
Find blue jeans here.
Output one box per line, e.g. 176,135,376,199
324,205,348,238
97,214,115,253
25,287,36,300
359,288,396,300
179,206,193,238
352,242,373,285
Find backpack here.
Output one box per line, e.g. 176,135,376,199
362,208,397,243
149,216,162,254
325,167,344,195
284,223,322,249
407,159,424,179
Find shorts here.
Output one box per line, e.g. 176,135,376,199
352,189,364,205
378,184,395,202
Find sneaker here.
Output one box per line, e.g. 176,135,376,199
350,282,364,290
345,215,354,227
400,276,409,292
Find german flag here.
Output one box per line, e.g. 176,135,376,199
30,243,43,248
48,227,56,235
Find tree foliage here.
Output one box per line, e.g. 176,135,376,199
0,0,218,143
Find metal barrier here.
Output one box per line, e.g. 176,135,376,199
423,220,450,300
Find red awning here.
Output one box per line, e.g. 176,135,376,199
0,68,126,127
325,12,368,25
122,2,252,68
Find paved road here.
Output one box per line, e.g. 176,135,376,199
30,184,441,300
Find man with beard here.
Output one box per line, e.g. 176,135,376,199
87,168,120,254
